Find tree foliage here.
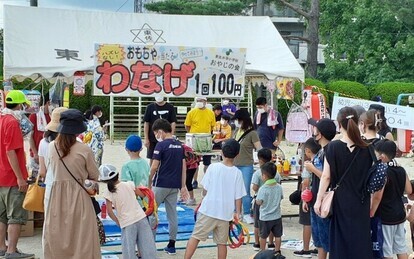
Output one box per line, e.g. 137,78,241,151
319,0,414,85
145,0,254,15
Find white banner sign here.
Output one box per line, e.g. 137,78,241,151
332,96,414,130
93,44,246,98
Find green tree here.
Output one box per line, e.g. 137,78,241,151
319,0,414,85
145,0,254,15
271,0,321,79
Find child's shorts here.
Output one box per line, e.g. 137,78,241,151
299,201,311,226
191,213,229,245
253,202,260,228
259,218,282,239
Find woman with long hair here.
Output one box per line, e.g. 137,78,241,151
43,109,101,259
314,107,373,258
87,105,105,167
369,104,394,141
232,109,262,224
359,109,382,144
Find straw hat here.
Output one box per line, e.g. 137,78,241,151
46,107,68,132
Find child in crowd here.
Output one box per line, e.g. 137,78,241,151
294,138,321,257
252,148,281,251
256,162,284,258
183,143,201,206
121,135,150,187
100,164,157,259
306,118,336,259
370,139,412,259
184,139,246,259
212,114,232,150
149,119,188,255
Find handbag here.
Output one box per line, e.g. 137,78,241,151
22,175,45,212
320,149,360,218
54,144,101,215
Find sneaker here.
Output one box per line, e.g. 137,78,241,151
192,181,198,189
5,251,34,259
310,249,318,256
243,214,254,224
267,243,275,250
275,251,286,259
252,244,260,251
293,250,312,258
163,246,176,255
186,198,196,206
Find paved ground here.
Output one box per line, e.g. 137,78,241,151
19,140,414,258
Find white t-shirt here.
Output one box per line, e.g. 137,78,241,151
103,181,146,228
39,138,53,212
199,163,246,221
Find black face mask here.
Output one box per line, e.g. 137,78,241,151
313,134,320,143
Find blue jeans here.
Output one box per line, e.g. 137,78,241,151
310,206,330,252
237,165,254,215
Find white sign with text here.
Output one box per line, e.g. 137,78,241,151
331,96,414,130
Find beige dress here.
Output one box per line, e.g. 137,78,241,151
43,141,101,259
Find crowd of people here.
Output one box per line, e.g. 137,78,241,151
0,89,413,259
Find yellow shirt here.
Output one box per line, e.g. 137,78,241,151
185,108,216,133
213,122,232,140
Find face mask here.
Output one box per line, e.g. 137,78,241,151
234,120,241,128
220,119,226,125
223,100,229,105
312,133,320,143
257,108,265,114
97,113,103,118
156,132,163,142
195,102,204,109
155,96,164,103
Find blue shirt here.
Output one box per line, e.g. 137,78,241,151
256,184,283,221
310,147,325,205
222,103,237,117
152,138,184,188
254,111,284,150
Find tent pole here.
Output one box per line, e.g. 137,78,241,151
110,95,114,144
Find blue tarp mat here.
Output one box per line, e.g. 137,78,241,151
101,202,196,243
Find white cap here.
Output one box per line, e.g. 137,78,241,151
99,164,118,181
195,96,207,101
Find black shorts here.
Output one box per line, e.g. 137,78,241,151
259,218,283,239
202,155,211,166
146,141,157,159
299,201,311,226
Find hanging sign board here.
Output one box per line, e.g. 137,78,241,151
332,96,414,130
73,71,86,96
93,44,247,98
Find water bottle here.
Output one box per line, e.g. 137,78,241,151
84,180,97,195
290,157,297,174
101,202,107,219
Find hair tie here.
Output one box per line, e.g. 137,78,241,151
346,115,354,120
374,113,382,126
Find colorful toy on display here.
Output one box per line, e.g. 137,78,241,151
285,103,312,143
73,71,86,96
228,220,250,249
302,86,328,120
22,90,41,113
63,85,70,108
138,186,156,216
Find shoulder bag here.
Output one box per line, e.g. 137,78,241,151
22,175,45,212
320,148,360,218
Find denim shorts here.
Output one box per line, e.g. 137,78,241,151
310,206,330,252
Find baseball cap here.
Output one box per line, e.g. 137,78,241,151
5,90,31,105
125,135,143,152
195,96,207,101
308,118,337,141
99,164,119,181
221,139,240,158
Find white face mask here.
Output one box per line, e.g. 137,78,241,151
195,102,204,109
155,131,163,142
257,108,266,114
220,119,226,125
234,120,241,128
223,100,229,105
155,96,164,103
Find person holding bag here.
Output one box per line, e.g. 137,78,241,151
43,109,101,259
314,107,373,258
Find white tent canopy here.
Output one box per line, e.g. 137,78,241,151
4,5,304,82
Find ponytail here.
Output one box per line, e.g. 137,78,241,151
106,174,119,193
338,107,368,148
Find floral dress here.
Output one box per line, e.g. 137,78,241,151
87,116,104,167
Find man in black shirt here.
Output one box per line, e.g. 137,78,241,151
144,96,177,165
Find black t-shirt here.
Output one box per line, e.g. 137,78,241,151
378,127,392,138
144,102,177,142
379,166,407,225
